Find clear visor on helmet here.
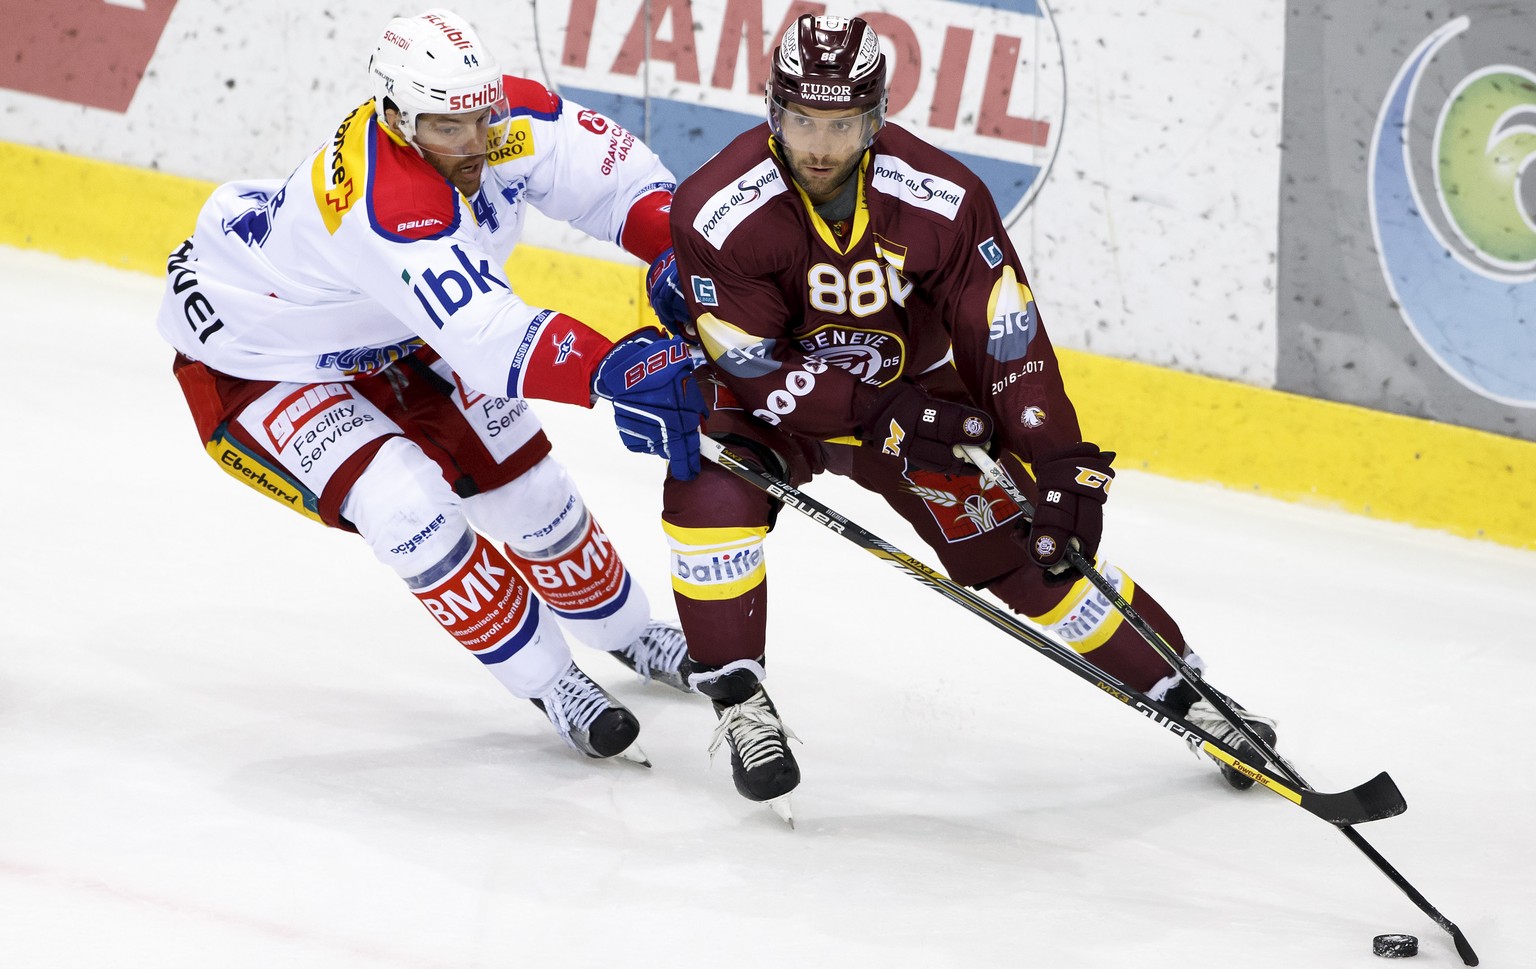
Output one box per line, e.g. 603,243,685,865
768,96,881,152
410,97,513,158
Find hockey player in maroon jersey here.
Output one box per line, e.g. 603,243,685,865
664,14,1276,812
157,9,708,765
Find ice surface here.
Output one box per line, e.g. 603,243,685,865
1,247,1528,967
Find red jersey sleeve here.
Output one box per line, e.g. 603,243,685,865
618,188,674,264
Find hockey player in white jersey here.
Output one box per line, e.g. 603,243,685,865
156,8,705,763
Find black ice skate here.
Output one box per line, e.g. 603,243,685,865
531,662,648,765
692,660,800,824
1163,679,1278,791
611,620,692,693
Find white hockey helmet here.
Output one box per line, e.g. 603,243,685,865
368,8,511,157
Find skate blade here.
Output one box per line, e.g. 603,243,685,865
767,794,795,828
616,743,652,768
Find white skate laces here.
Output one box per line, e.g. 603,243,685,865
627,622,688,681
614,621,691,692
708,690,799,771
538,665,610,742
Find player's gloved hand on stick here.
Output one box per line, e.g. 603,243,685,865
645,247,693,338
1021,442,1115,581
592,332,707,480
859,381,992,475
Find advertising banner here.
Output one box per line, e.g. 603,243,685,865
1279,3,1536,441
0,0,180,112
537,0,1064,224
0,1,1283,385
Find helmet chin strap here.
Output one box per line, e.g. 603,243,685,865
379,107,427,159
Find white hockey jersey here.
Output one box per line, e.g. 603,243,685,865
156,77,676,407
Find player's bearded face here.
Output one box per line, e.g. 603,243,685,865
776,103,877,204
392,105,510,196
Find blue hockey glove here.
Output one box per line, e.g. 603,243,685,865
592,332,706,479
645,247,693,337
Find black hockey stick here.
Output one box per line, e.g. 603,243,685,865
958,446,1301,777
699,438,1403,827
960,445,1479,966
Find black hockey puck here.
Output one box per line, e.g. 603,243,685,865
1372,934,1419,958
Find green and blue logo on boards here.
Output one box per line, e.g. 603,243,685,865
1370,16,1536,406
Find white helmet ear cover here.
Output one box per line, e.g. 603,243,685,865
368,9,504,144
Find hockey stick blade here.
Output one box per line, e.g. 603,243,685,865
702,439,1399,826
955,444,1474,960
1129,700,1404,825
1253,766,1404,825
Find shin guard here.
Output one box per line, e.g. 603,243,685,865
1003,559,1189,693
502,511,646,651
411,530,568,696
664,523,769,668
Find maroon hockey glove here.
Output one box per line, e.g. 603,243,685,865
1023,443,1115,578
859,382,993,475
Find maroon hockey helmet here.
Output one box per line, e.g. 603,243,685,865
767,15,887,141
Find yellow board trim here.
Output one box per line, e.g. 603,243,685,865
1060,348,1536,549
0,141,215,276
4,140,1533,550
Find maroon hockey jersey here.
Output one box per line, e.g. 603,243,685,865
670,121,1084,465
